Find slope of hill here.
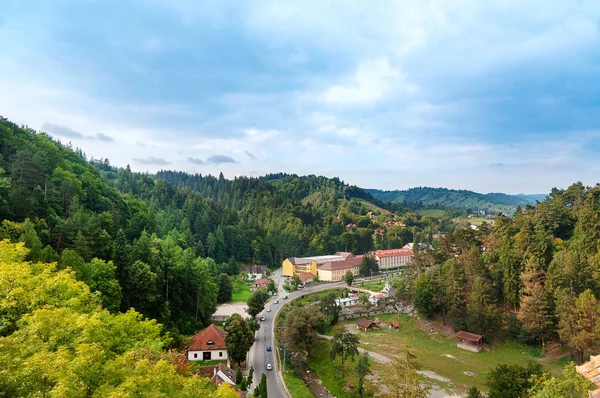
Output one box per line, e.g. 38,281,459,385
366,187,546,214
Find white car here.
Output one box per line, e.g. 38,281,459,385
260,316,266,321
266,363,273,370
266,308,272,312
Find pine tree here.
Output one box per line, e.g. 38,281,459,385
383,347,430,398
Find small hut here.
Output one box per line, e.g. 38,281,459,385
456,331,484,352
356,319,377,331
389,321,400,331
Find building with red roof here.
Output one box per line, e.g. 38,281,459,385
187,324,229,362
374,248,414,270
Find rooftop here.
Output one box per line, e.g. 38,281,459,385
318,258,362,271
456,331,484,342
375,248,414,257
188,324,228,351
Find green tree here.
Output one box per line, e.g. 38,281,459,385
383,347,430,398
487,362,543,398
254,373,267,398
354,354,372,398
344,270,354,286
359,254,379,277
467,276,498,336
267,279,277,294
247,289,270,318
528,363,594,398
413,273,437,317
466,387,482,398
218,273,233,303
235,368,242,385
281,305,323,359
225,314,255,366
519,283,555,351
79,258,122,312
557,289,600,363
330,329,360,374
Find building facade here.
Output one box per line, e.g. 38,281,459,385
374,248,414,270
317,258,361,282
282,255,347,276
187,324,229,362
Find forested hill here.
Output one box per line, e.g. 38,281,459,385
0,116,444,338
366,187,546,214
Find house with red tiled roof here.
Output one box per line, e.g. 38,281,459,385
298,272,315,285
250,278,269,291
187,324,228,362
356,319,377,331
198,364,248,397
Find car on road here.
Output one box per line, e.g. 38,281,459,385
260,316,266,321
266,363,273,370
266,308,271,312
266,345,272,351
283,295,288,299
274,300,279,304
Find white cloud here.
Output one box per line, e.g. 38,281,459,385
322,57,417,106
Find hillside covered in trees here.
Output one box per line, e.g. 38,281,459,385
404,182,600,364
0,116,448,339
367,187,546,214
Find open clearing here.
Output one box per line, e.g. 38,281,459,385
319,314,565,394
231,284,252,302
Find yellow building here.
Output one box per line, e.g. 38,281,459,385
282,255,347,277
317,258,361,282
282,258,317,276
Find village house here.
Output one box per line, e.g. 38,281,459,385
198,364,247,397
374,248,414,270
335,293,360,307
187,324,228,362
298,272,315,285
250,278,269,291
240,265,267,280
356,319,377,331
317,258,361,282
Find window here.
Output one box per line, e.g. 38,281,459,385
219,352,223,357
207,340,214,345
194,353,198,359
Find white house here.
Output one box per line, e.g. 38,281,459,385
187,324,228,362
375,248,414,270
335,294,360,307
241,265,267,280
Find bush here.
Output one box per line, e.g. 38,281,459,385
453,318,467,332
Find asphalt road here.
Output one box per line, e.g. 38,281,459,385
248,270,397,397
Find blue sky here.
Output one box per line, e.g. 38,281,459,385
2,0,600,194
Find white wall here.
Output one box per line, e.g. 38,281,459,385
187,349,228,361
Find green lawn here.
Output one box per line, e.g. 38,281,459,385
357,280,384,292
417,209,446,218
231,284,252,302
325,314,565,394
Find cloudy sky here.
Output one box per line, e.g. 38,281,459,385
2,0,600,194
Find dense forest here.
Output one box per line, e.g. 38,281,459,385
404,182,600,363
0,117,448,339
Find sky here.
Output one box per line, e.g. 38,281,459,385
2,0,600,194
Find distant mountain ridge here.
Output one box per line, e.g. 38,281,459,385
366,187,546,214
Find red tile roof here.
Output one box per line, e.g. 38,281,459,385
299,272,314,283
357,319,374,329
456,331,483,342
391,321,400,328
253,279,269,287
375,248,414,258
319,258,361,271
188,324,228,351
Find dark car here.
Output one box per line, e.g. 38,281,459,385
283,295,288,299
266,345,272,351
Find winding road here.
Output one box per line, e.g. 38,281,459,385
247,269,393,397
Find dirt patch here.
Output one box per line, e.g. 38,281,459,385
214,302,248,318
414,315,456,339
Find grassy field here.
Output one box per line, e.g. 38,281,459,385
416,209,446,218
356,280,385,292
308,340,362,397
324,314,565,394
231,284,252,302
454,216,492,226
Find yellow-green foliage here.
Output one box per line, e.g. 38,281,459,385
0,240,233,397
